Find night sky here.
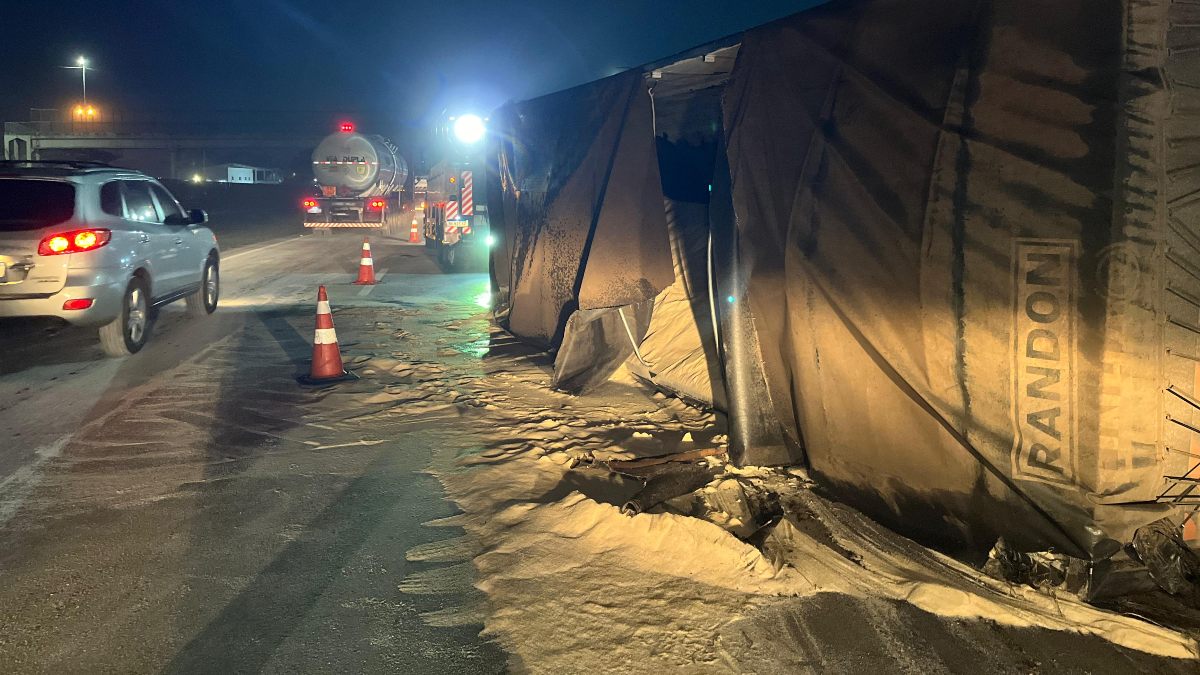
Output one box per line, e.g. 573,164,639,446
2,0,819,135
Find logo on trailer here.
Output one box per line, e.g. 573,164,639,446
1010,239,1077,486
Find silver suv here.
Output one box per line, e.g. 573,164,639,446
0,161,219,356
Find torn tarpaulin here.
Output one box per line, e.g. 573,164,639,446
1131,519,1200,598
982,538,1093,596
488,69,674,359
553,302,652,394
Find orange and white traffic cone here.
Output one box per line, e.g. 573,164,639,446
409,217,421,243
353,238,376,285
298,285,357,385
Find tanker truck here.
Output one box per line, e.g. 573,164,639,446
302,123,409,233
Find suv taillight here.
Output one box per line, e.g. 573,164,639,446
38,228,112,256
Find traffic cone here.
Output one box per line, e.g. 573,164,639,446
409,217,421,243
298,285,357,385
353,238,376,285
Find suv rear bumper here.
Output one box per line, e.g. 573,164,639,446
0,275,126,327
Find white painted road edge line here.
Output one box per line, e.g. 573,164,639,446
221,235,306,263
357,269,387,296
0,436,71,527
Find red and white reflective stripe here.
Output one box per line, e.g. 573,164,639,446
314,288,339,344
445,200,459,219
460,171,473,215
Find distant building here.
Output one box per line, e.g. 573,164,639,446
201,163,282,184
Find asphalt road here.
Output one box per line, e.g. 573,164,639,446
3,214,1197,674
0,222,506,673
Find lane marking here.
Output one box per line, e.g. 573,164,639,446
357,269,387,296
221,235,306,263
0,436,71,527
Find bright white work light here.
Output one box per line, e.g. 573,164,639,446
453,114,486,144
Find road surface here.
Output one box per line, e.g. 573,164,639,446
0,230,506,673
2,221,1198,674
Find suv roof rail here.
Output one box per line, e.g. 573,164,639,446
0,160,117,170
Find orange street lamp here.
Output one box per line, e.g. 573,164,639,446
71,104,99,122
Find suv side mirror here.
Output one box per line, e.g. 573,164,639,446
188,209,208,225
163,213,190,226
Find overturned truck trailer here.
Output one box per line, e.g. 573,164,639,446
487,0,1200,560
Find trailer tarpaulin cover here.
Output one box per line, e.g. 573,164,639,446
616,49,735,409
627,200,727,409
722,0,1198,557
489,70,674,377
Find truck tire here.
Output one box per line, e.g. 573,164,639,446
440,243,458,270
99,277,150,357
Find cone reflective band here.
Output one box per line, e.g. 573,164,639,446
311,286,342,375
353,238,376,285
314,302,337,344
298,285,356,385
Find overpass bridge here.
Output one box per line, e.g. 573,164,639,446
3,121,322,178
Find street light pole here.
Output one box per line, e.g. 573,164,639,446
64,56,90,105
77,56,88,105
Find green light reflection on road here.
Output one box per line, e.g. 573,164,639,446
473,283,491,356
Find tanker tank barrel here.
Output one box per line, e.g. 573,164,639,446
311,131,408,198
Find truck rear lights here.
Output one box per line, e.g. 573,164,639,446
367,199,386,210
340,122,355,133
62,298,95,310
38,228,111,256
302,198,319,209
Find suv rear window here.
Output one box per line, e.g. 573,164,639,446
0,179,76,231
100,181,124,217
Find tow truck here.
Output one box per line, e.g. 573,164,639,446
423,160,486,269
